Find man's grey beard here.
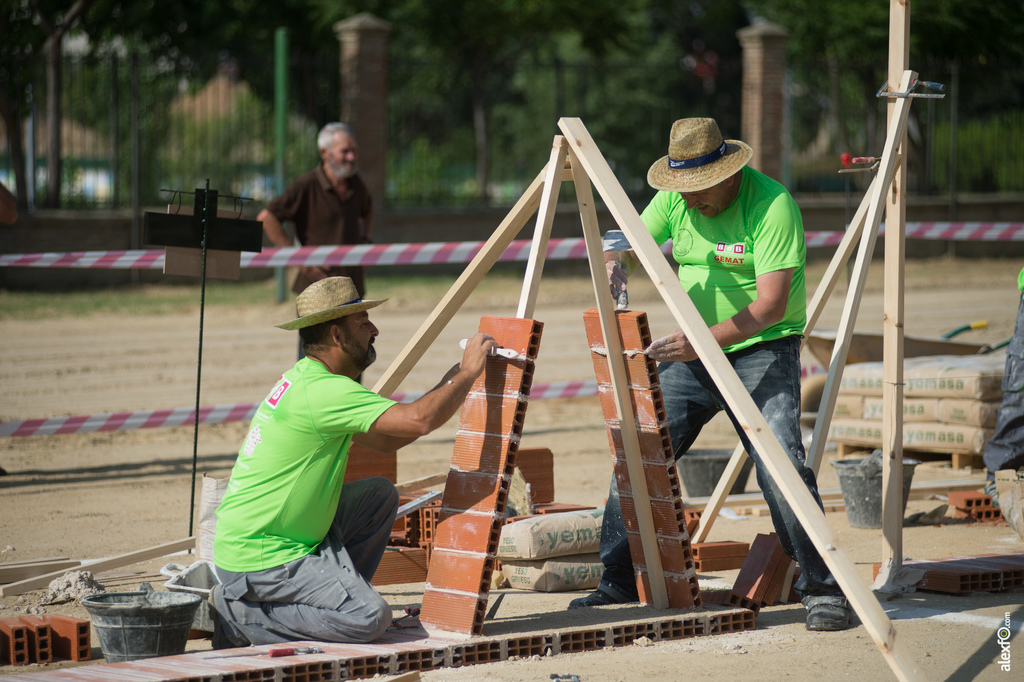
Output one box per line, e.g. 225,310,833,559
328,159,356,180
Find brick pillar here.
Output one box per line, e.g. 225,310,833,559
737,22,789,182
334,13,391,211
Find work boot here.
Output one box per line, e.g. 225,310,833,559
568,587,638,610
805,601,853,631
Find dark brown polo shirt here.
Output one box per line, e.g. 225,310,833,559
265,166,373,295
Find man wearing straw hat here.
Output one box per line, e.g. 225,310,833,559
210,276,496,646
571,118,852,631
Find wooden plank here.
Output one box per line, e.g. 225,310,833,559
805,71,917,476
394,472,448,495
372,167,547,397
692,443,748,543
558,116,924,682
0,537,195,597
683,478,981,512
876,0,913,591
0,560,81,585
568,145,668,609
516,136,568,319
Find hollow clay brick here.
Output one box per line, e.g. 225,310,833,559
40,615,90,662
420,589,488,635
732,533,790,605
450,432,516,472
606,427,673,464
439,471,505,514
0,618,28,666
432,510,499,551
515,447,555,504
597,387,665,428
16,615,51,665
460,393,527,435
589,351,658,389
619,496,686,536
343,443,397,484
424,549,494,594
583,309,652,351
613,459,677,500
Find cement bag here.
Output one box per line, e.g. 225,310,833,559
501,553,604,592
830,418,993,455
196,474,229,561
497,509,603,560
840,355,1004,400
832,394,864,420
862,396,938,422
938,398,1001,428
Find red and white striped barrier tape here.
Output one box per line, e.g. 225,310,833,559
3,223,1022,270
0,380,602,438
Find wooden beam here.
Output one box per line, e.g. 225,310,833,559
394,472,447,494
569,145,668,608
0,537,195,597
0,560,81,584
517,136,568,319
372,167,547,397
875,0,912,592
683,478,982,512
558,116,924,682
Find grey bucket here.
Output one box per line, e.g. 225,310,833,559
81,584,202,662
678,449,755,498
832,451,921,529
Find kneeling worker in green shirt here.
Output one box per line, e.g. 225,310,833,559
211,276,496,647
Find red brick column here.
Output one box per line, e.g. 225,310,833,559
737,22,789,182
419,316,544,636
583,309,701,609
334,13,391,211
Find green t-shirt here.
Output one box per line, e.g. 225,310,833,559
214,358,396,572
640,167,807,353
1017,265,1023,291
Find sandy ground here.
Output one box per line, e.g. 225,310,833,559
1,257,1023,681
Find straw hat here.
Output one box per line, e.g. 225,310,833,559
276,277,387,330
647,118,753,193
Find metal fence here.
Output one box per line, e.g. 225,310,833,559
1,51,1022,212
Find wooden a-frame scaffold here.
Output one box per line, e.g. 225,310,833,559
368,114,926,680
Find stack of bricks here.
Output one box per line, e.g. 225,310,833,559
948,490,1003,522
419,316,543,636
583,309,701,609
0,614,89,665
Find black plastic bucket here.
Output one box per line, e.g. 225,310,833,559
82,586,202,662
678,449,755,498
832,452,921,529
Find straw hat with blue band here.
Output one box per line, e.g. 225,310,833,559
646,118,753,193
276,276,387,330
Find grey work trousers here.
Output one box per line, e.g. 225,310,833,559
213,476,399,645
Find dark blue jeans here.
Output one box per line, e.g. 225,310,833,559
596,335,843,603
983,293,1024,477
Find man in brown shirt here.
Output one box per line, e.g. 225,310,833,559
258,123,374,297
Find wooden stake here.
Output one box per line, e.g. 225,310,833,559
517,136,568,319
876,0,912,591
558,116,923,681
372,167,547,397
569,145,668,608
